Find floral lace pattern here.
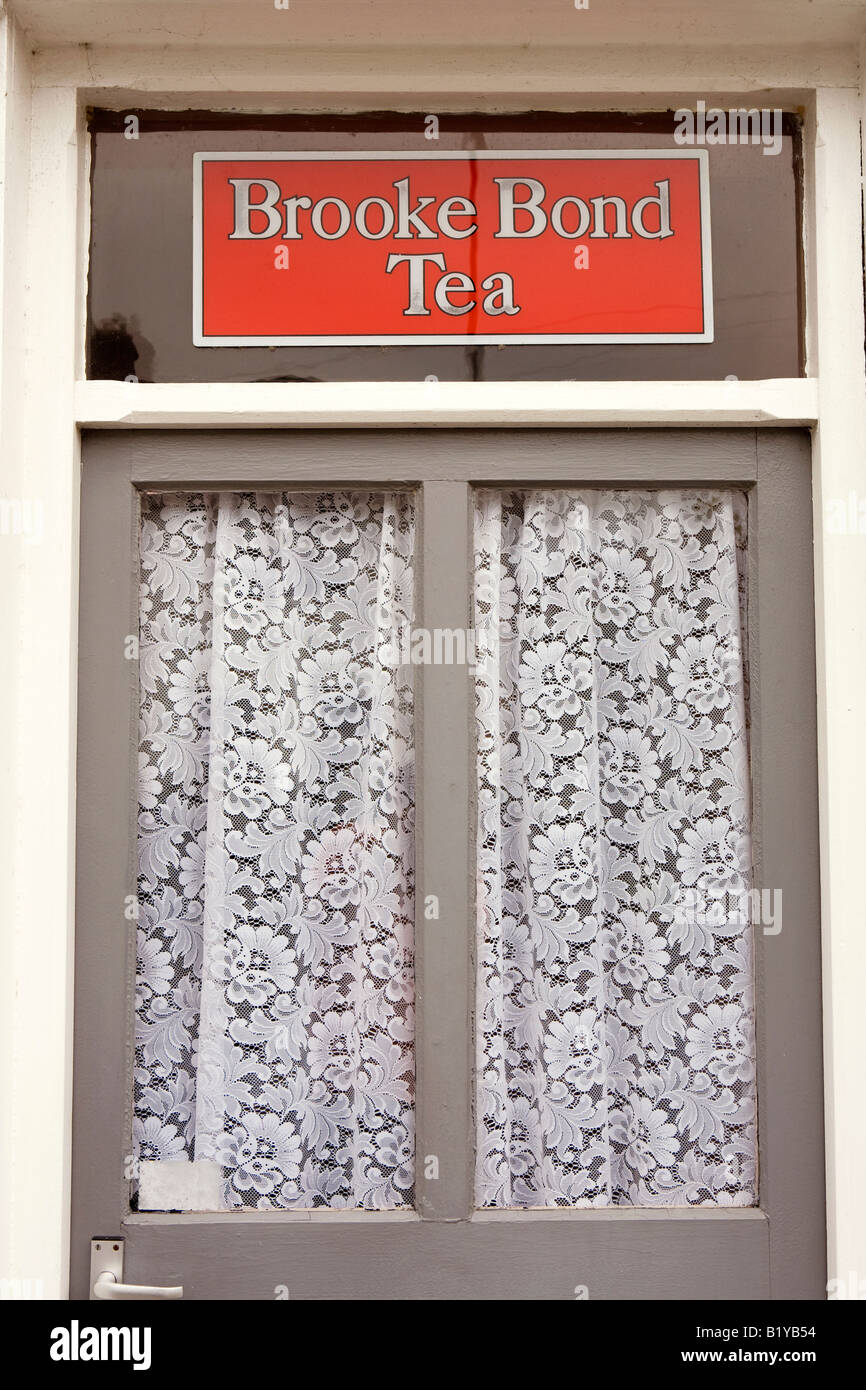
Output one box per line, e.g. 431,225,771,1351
135,491,415,1209
474,489,756,1208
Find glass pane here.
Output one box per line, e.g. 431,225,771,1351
474,488,756,1208
135,490,416,1210
88,111,802,381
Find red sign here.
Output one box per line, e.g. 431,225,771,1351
194,151,712,346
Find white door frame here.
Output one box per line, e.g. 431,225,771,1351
1,24,864,1298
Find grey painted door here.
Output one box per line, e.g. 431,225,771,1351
71,429,824,1300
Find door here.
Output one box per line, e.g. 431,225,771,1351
71,428,824,1300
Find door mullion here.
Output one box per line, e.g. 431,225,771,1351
414,480,474,1220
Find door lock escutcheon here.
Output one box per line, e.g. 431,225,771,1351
90,1238,183,1300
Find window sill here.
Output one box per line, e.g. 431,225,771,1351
74,378,818,429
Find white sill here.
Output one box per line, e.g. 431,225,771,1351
74,378,818,429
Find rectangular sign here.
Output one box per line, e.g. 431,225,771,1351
194,150,713,346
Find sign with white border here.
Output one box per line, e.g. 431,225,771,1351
193,149,713,346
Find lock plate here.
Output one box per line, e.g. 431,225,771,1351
89,1237,124,1299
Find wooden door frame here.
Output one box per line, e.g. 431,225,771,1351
70,427,824,1299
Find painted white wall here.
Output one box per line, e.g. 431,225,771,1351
809,87,866,1295
0,10,83,1301
1,1,865,1299
9,0,866,50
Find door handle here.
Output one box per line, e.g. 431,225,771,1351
93,1270,183,1301
89,1238,183,1300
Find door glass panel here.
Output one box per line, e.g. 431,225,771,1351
87,111,803,381
135,490,416,1210
474,488,756,1208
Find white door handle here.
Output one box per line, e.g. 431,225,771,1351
93,1271,183,1301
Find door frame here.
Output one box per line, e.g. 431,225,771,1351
4,41,863,1296
70,426,824,1299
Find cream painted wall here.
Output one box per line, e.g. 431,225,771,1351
1,1,865,1299
0,11,82,1302
8,0,866,50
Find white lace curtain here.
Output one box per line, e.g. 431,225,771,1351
474,489,757,1208
135,491,416,1210
135,483,756,1213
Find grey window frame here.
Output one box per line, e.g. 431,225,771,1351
71,427,824,1300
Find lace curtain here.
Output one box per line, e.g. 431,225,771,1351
135,491,416,1210
474,488,756,1208
135,483,755,1215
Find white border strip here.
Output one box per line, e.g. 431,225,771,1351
192,148,713,347
810,86,866,1293
75,378,816,428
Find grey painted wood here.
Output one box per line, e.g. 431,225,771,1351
90,427,758,485
71,444,141,1299
71,428,822,1301
751,431,825,1299
119,1209,770,1301
414,483,474,1220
